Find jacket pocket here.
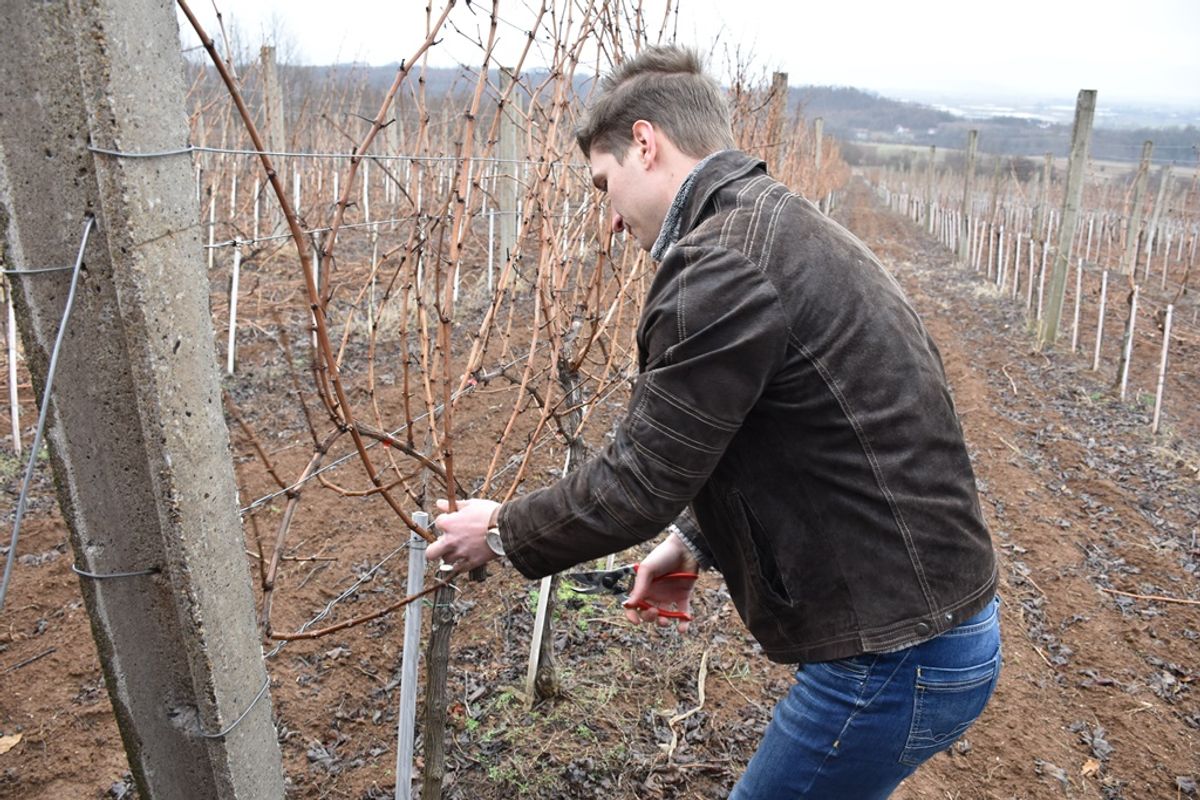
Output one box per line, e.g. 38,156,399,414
900,649,1001,766
727,490,793,607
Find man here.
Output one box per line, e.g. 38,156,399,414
429,46,1000,798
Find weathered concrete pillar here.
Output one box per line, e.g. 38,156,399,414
813,116,824,208
767,71,789,175
1120,141,1154,276
498,68,524,287
259,45,287,155
1040,90,1096,349
958,130,978,263
260,45,287,235
0,2,285,798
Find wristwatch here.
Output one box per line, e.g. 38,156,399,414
485,512,506,556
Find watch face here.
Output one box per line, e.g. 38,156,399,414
486,528,505,556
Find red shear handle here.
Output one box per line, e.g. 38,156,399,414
626,563,699,621
624,599,693,620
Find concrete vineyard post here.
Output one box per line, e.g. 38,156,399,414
1144,165,1171,281
260,44,286,234
925,145,935,229
1120,142,1154,277
959,130,977,264
499,68,523,290
0,3,285,796
767,72,788,176
1114,143,1154,392
1039,89,1096,349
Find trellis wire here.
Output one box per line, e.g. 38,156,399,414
91,142,588,170
237,342,549,516
0,215,95,612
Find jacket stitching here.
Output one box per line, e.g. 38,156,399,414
631,438,709,480
720,175,767,249
597,473,655,532
759,190,792,268
676,263,687,342
790,336,938,614
625,453,692,502
745,179,774,255
643,379,739,431
633,409,725,455
681,156,762,236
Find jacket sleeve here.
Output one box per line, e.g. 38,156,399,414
498,246,788,579
671,509,714,571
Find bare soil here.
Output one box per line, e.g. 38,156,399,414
2,177,1197,799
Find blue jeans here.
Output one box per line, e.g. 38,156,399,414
731,596,1001,799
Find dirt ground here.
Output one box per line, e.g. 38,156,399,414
1,177,1198,799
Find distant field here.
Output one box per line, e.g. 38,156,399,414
849,141,1198,180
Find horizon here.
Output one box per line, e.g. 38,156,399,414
177,0,1199,111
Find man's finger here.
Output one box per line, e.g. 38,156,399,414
426,539,449,561
435,498,450,512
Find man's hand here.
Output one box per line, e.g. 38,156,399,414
427,498,501,572
624,532,699,633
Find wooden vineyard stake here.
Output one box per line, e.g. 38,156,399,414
421,561,457,800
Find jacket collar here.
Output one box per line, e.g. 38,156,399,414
676,150,767,243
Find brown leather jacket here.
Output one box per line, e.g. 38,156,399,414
498,150,996,663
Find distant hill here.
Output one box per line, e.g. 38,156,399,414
792,87,957,135
792,85,1198,166
196,60,1197,166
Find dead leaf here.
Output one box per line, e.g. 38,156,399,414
0,734,23,755
1081,757,1101,777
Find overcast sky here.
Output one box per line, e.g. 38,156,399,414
178,0,1200,109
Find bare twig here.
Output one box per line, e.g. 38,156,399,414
1100,587,1200,607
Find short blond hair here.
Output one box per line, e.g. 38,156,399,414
575,46,734,161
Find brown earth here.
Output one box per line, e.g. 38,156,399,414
1,177,1197,799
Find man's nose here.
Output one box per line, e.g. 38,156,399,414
610,209,625,234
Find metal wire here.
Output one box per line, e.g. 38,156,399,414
90,143,587,169
1,266,74,275
265,540,413,660
0,215,96,613
238,343,548,516
71,564,159,580
195,674,273,740
204,205,595,251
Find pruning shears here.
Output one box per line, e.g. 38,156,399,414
564,563,698,621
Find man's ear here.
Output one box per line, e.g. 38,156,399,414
630,120,657,168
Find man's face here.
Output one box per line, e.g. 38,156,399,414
588,145,665,253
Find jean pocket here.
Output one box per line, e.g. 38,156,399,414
814,653,873,681
900,650,1001,766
